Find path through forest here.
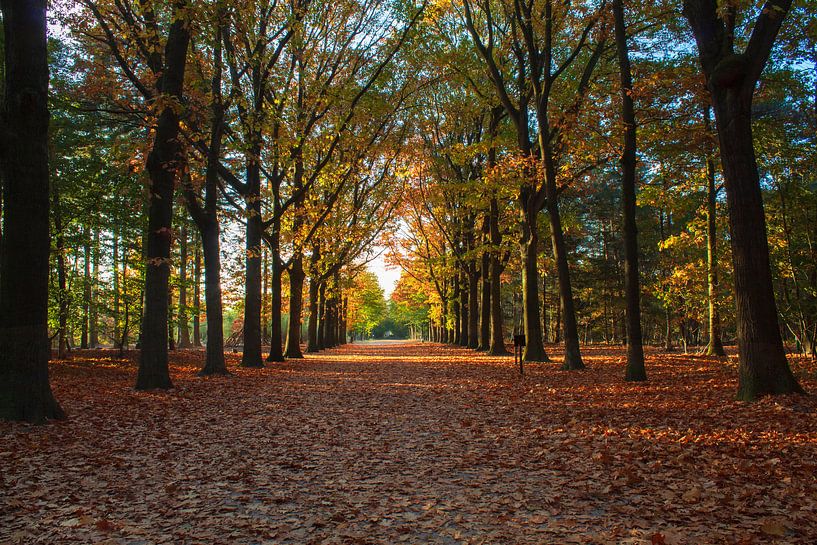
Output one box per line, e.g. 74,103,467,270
2,343,816,544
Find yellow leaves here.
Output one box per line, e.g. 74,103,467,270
151,94,185,117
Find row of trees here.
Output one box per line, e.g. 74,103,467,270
385,0,814,400
0,0,813,422
1,0,427,422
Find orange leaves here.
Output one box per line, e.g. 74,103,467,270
2,343,817,543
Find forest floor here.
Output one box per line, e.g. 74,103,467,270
2,342,817,545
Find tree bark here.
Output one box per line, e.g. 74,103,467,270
266,217,285,362
340,295,348,345
136,1,191,390
240,151,264,368
167,267,175,352
521,206,549,362
546,199,584,370
307,276,320,352
684,0,803,399
452,277,461,345
81,230,91,349
199,220,227,374
193,238,201,347
113,231,121,347
703,106,726,356
90,229,99,348
479,221,491,351
52,184,70,360
318,281,327,349
177,225,191,348
468,264,480,349
614,0,647,381
488,256,508,355
119,245,130,354
262,247,268,345
0,0,64,422
285,256,306,358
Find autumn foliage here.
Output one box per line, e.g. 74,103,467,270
2,343,816,543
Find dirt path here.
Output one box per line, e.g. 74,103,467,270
2,342,816,544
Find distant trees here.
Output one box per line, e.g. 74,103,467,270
347,272,387,340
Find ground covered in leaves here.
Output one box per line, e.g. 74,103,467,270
2,342,816,544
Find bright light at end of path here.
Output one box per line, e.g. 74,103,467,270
368,251,400,298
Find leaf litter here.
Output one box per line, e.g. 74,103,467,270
1,343,816,544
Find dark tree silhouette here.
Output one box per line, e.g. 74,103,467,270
684,0,804,399
0,0,64,423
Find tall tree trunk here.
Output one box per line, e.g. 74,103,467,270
703,106,726,356
262,247,268,344
543,272,552,344
452,277,461,345
52,185,70,360
326,293,336,348
614,0,646,381
113,231,121,347
81,230,91,349
684,0,803,400
546,200,584,370
241,153,263,368
193,238,201,347
199,220,227,374
167,267,175,351
183,9,228,375
136,3,191,390
520,205,549,362
553,276,561,344
462,272,469,346
0,0,64,421
119,246,130,354
285,256,306,358
177,225,191,348
89,229,99,347
712,90,801,398
266,217,284,362
307,276,320,352
318,282,327,349
488,198,508,356
468,265,479,349
340,295,347,345
479,222,491,351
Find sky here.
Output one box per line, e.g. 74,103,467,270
368,250,401,298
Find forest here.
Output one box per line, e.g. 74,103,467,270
1,0,817,541
4,0,813,412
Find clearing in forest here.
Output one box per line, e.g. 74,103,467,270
2,342,816,544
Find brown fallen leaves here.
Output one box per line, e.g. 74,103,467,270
1,342,816,544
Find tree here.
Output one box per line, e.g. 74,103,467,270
462,0,605,367
613,0,646,381
80,0,195,388
702,105,726,356
135,1,192,389
683,0,804,399
0,0,65,422
348,271,387,339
